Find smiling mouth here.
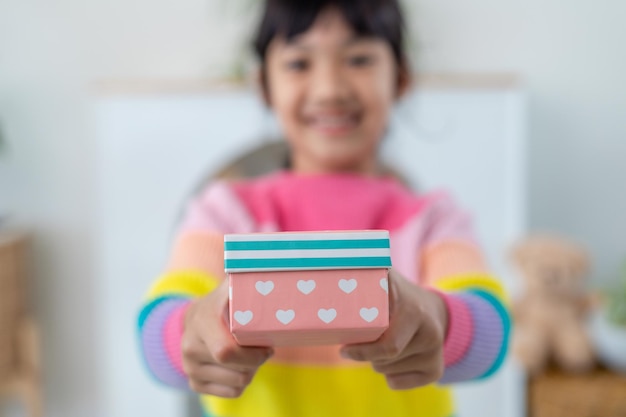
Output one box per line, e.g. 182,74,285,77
306,113,361,137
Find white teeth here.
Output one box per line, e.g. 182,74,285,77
312,116,354,128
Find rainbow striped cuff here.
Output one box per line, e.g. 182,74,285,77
439,291,509,383
137,270,221,389
439,292,474,366
164,302,191,376
138,297,190,389
433,274,510,383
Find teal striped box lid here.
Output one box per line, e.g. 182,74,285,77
224,230,392,273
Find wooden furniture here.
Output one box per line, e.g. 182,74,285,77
0,231,42,417
528,365,626,417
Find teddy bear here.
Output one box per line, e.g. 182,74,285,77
510,235,595,374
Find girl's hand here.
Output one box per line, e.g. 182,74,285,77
340,269,448,390
182,279,273,398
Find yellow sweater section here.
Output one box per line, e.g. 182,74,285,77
203,362,454,417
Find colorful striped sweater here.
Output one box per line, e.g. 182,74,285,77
138,171,510,417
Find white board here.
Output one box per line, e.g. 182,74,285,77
95,85,526,417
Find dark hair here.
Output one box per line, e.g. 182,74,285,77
253,0,409,87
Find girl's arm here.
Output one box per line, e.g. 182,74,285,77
419,196,511,384
137,181,255,388
340,193,510,388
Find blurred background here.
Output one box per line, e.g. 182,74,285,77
1,1,625,417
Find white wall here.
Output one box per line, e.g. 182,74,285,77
1,1,625,416
411,0,626,282
1,3,99,416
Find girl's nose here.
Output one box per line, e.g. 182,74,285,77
309,62,351,105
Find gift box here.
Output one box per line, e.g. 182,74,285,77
225,230,391,347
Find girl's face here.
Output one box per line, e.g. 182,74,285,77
265,7,408,175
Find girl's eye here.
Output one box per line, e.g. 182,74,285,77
285,59,309,71
347,54,375,67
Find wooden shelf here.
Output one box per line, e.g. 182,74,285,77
0,230,28,248
528,365,626,417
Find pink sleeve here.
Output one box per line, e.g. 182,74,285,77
418,193,489,285
438,292,474,366
180,181,256,235
163,302,192,375
422,192,477,247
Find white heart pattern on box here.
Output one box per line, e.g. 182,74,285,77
255,281,274,296
297,280,316,295
276,309,295,325
317,308,337,324
234,310,253,326
338,279,357,294
360,307,379,322
380,278,388,293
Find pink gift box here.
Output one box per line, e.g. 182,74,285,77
225,230,391,347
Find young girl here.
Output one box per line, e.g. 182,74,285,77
137,0,510,416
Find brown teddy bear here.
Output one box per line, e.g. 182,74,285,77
510,235,595,374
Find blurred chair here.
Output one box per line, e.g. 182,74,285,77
205,139,406,183
0,231,42,417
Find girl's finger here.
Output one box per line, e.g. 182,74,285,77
209,341,274,370
341,271,428,362
189,364,253,389
340,318,419,362
384,371,439,390
188,380,244,398
371,350,443,376
182,339,214,363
